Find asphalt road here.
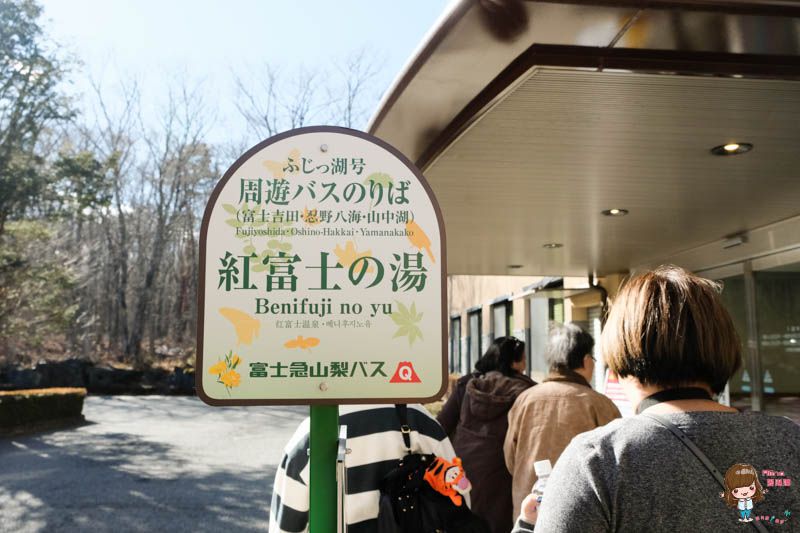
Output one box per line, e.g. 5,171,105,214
0,396,307,533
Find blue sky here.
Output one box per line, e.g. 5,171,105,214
39,0,450,143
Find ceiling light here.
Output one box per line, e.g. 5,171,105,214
602,208,629,217
711,142,753,156
722,233,748,249
542,243,563,249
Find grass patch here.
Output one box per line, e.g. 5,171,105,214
0,387,87,397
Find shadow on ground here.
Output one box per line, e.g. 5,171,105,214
0,396,307,533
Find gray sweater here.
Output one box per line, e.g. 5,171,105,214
513,411,800,532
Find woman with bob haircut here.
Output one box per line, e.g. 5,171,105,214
438,336,535,533
513,265,800,533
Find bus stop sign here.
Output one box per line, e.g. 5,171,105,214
197,126,447,405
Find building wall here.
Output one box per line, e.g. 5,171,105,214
446,274,628,383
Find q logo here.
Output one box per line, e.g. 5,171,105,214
390,361,421,383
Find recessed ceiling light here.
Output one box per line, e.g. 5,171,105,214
507,264,523,269
602,208,629,217
542,243,563,249
711,142,753,156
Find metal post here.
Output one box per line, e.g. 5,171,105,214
309,405,339,532
743,261,763,412
336,425,348,533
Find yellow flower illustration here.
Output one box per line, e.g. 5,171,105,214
209,361,226,375
220,370,241,388
213,349,243,395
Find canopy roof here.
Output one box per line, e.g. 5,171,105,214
369,0,800,276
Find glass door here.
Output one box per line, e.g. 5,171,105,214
752,259,800,418
700,248,800,421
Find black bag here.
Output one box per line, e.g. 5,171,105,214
377,405,490,533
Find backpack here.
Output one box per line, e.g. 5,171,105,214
376,405,491,533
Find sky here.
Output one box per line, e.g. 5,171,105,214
38,0,451,145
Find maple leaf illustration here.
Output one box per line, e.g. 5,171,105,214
390,301,423,346
262,148,301,179
333,241,374,272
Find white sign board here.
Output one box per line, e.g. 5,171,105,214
197,127,447,405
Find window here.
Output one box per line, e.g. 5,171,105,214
588,306,604,388
491,298,512,339
548,298,565,324
528,297,550,381
449,316,461,374
716,260,800,414
467,308,482,374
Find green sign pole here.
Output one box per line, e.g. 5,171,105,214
309,404,339,532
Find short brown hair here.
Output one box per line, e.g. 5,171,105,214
601,265,741,394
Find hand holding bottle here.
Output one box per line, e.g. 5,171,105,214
519,460,552,524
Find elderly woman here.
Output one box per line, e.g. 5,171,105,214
514,265,800,533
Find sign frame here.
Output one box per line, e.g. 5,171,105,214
196,126,448,406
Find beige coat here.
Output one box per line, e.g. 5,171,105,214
504,372,621,519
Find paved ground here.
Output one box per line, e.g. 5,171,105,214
0,396,307,533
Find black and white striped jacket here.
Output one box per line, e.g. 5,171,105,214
268,404,459,533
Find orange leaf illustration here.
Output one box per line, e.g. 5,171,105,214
334,241,374,272
284,336,320,350
406,220,435,263
262,148,301,179
219,307,261,345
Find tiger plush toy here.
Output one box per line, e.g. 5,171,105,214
423,456,472,506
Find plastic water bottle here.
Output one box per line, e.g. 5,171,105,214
531,459,552,505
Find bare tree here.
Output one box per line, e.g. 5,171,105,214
329,49,381,128
234,65,281,139
234,49,382,140
79,80,141,352
124,82,214,364
4,46,385,367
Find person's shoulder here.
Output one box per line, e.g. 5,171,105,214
745,410,800,430
407,403,449,438
514,380,583,401
339,404,447,440
285,416,311,452
549,418,632,478
567,416,637,452
509,382,553,411
456,373,473,387
726,411,800,442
